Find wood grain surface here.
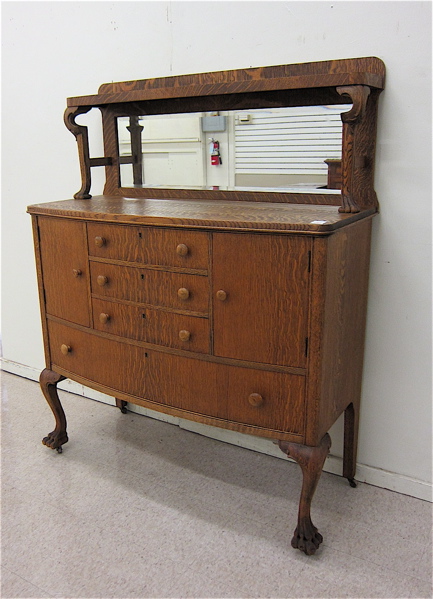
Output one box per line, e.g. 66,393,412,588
29,55,383,555
87,221,209,269
28,198,374,233
92,297,210,354
89,261,209,314
48,319,305,436
37,216,91,326
212,232,311,368
67,57,385,107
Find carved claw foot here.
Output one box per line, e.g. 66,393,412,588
279,433,331,555
291,518,323,555
42,431,69,452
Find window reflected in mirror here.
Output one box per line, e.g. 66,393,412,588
117,105,351,193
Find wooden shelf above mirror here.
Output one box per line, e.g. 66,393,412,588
64,57,385,214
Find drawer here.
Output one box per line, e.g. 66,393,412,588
90,262,209,314
87,223,209,270
92,298,210,354
48,321,305,436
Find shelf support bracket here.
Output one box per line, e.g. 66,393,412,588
337,85,374,214
64,106,112,199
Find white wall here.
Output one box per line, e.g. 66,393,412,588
2,1,431,500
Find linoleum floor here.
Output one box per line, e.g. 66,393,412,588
1,371,432,598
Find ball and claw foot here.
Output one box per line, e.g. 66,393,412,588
42,431,68,452
348,478,357,488
291,519,324,555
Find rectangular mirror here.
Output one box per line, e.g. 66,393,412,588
117,104,351,194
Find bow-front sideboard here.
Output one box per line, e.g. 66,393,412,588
28,57,385,555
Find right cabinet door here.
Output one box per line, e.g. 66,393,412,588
212,232,311,368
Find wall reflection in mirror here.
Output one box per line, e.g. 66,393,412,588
117,105,351,193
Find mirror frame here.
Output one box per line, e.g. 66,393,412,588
64,57,385,214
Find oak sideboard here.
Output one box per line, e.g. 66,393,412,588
28,57,385,555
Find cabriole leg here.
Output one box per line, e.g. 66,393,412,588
39,369,68,452
279,433,331,555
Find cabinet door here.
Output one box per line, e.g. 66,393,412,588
212,232,310,367
38,216,90,326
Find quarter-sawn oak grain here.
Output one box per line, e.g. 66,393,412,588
28,57,385,556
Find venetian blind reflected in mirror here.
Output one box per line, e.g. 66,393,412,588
118,105,351,193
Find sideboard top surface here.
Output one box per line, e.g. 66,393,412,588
27,197,375,233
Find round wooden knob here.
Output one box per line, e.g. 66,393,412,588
179,330,191,342
94,236,106,248
176,243,189,256
97,275,108,286
248,393,264,407
72,269,82,278
99,313,110,324
60,344,71,356
216,290,227,301
177,287,190,300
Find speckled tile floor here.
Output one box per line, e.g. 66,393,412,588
1,370,432,598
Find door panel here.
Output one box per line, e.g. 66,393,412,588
212,232,310,367
38,217,90,326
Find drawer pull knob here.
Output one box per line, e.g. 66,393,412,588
60,344,72,356
94,236,106,248
248,393,264,407
97,275,108,286
177,287,190,300
179,330,191,342
99,313,110,324
72,269,82,278
216,289,227,301
176,243,189,256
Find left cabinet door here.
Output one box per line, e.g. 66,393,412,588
37,216,90,326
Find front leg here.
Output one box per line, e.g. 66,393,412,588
39,369,68,452
279,434,331,555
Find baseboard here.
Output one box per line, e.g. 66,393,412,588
2,358,431,502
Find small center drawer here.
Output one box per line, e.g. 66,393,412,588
87,223,209,270
92,298,210,354
90,262,209,314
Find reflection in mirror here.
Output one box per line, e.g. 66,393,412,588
118,105,351,193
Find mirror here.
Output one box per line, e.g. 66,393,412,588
117,105,351,194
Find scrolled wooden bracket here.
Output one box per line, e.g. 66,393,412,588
64,107,114,199
64,106,93,199
337,85,373,214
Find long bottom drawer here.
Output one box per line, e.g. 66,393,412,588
48,321,306,436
